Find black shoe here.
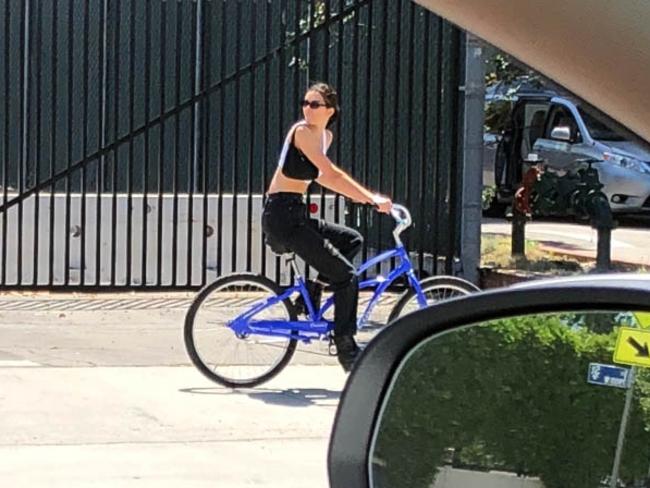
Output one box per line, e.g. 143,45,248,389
333,335,360,373
294,280,324,316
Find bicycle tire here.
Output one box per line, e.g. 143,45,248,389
387,276,480,323
184,273,298,388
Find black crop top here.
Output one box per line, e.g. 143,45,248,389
277,121,326,182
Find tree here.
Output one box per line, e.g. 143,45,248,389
484,50,545,134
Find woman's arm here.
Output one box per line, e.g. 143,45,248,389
295,127,392,212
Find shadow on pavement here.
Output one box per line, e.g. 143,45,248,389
179,387,341,407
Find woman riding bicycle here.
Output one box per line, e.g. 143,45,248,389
262,82,392,372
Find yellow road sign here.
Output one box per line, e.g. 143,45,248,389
634,312,650,329
614,328,650,368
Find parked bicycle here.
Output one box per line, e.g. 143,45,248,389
184,204,479,387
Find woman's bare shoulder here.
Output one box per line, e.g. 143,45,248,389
294,124,317,137
294,124,319,146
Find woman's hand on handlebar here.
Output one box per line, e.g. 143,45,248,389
371,193,393,214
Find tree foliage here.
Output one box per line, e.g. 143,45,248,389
485,53,536,87
484,51,545,134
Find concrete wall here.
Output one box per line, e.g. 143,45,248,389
0,193,344,286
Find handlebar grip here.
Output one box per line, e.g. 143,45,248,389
390,206,405,222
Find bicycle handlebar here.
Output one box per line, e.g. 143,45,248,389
390,204,412,227
388,204,412,246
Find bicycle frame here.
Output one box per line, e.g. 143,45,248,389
325,244,426,328
228,242,428,344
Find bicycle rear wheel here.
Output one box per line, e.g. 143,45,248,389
184,273,297,388
388,276,480,322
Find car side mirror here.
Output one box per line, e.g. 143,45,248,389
551,126,573,142
328,276,650,488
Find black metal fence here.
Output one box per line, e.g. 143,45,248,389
0,0,464,289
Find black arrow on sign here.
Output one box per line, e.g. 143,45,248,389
628,337,650,357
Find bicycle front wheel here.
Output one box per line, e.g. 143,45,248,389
184,273,297,388
388,276,480,322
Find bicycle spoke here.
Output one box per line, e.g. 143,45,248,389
185,275,297,387
390,278,478,322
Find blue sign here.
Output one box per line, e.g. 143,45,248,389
587,363,630,389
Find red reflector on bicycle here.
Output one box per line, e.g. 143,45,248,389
309,203,319,214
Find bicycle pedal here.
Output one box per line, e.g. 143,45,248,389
328,338,338,356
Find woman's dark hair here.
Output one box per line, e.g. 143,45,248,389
307,82,340,127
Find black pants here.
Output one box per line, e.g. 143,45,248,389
262,193,363,337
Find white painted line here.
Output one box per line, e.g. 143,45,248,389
0,359,40,367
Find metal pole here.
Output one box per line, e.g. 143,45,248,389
192,0,203,193
460,34,484,284
596,227,612,271
610,366,636,488
511,208,526,258
20,0,31,286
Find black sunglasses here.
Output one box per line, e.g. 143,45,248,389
300,100,329,109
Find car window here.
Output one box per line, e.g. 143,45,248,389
545,105,581,142
578,107,628,142
522,102,549,156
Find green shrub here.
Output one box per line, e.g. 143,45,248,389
373,314,650,488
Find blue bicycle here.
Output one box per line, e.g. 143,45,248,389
184,204,479,387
